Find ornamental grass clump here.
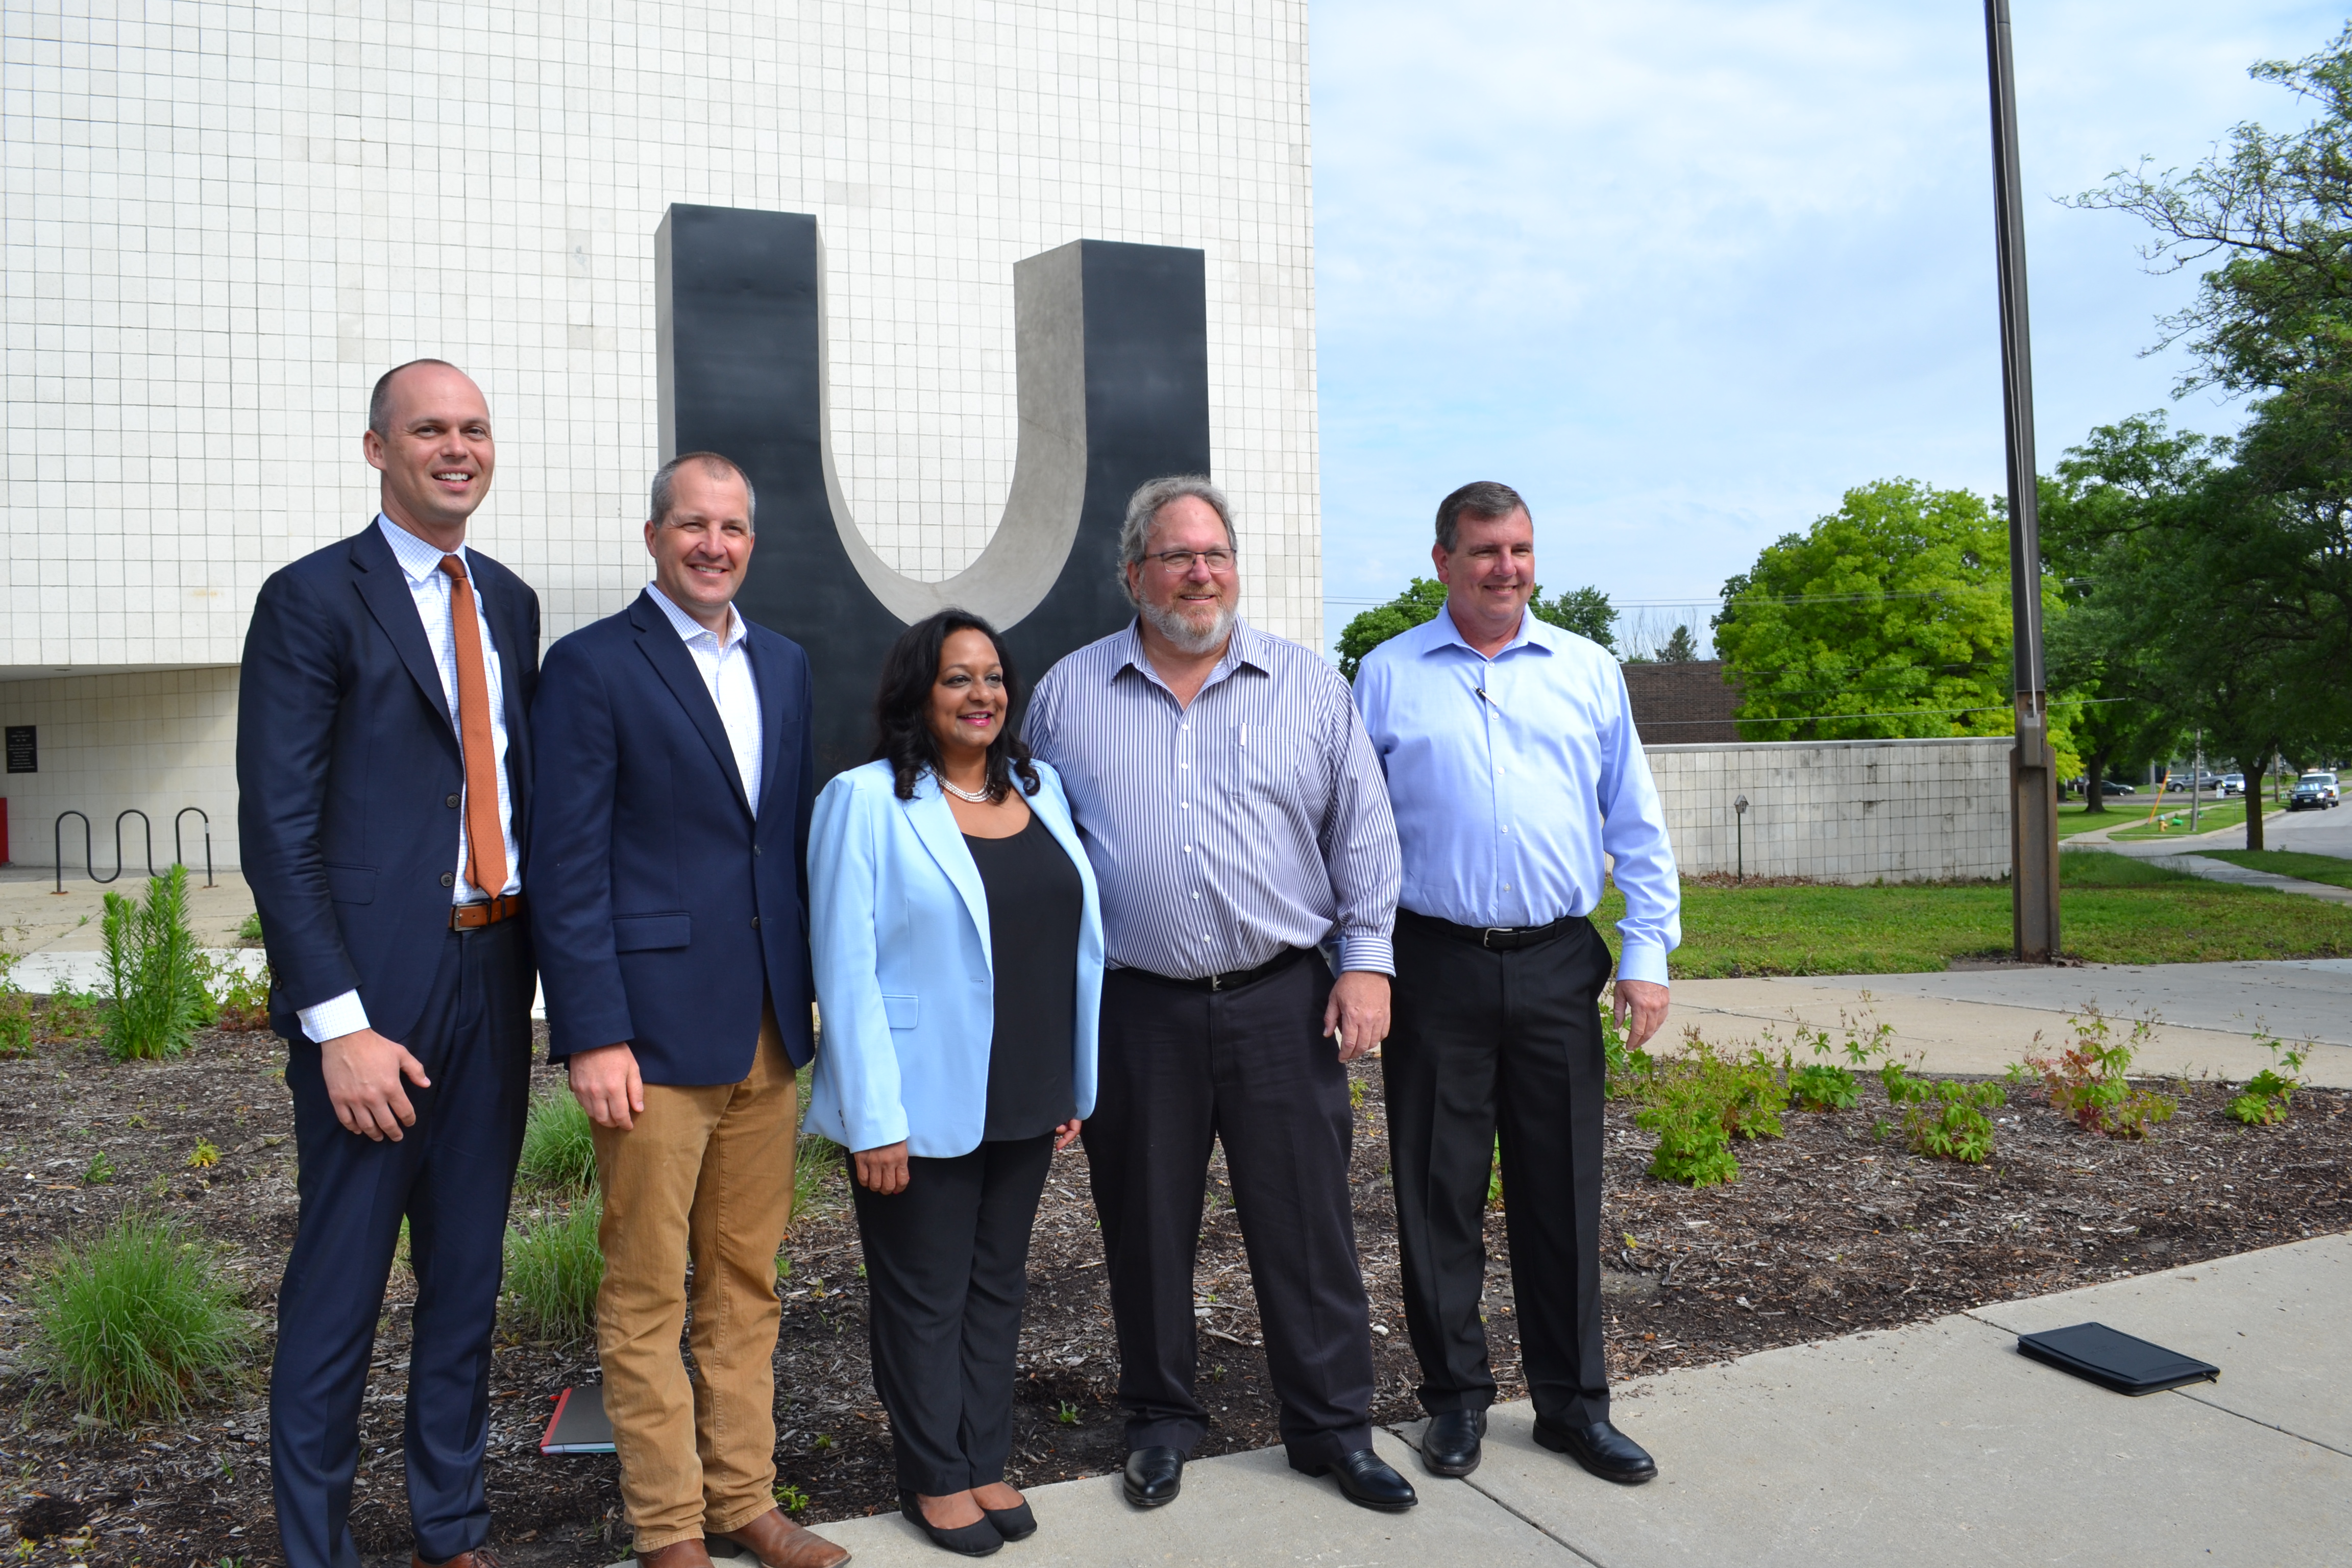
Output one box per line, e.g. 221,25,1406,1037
31,1211,256,1427
101,865,213,1060
517,1086,599,1191
503,1193,605,1342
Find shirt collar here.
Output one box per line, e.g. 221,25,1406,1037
645,582,743,650
376,512,469,587
1427,601,1557,660
1112,615,1269,687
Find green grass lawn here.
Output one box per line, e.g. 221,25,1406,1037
2109,796,2248,841
2191,849,2352,890
1595,850,2352,978
2057,799,2138,838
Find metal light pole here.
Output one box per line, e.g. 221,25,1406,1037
1985,0,2060,961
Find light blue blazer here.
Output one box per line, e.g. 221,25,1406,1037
805,758,1104,1158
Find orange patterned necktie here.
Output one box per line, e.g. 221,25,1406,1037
438,554,509,897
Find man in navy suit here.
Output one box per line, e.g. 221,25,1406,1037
529,453,843,1568
239,359,538,1568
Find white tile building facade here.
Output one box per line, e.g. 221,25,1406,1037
2,0,1321,869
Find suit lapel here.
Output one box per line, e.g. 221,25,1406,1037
631,592,752,818
747,627,791,822
904,776,992,972
348,524,459,747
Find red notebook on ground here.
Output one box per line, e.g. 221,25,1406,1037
540,1384,616,1454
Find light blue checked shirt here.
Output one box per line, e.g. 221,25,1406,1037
1353,604,1681,986
296,514,523,1043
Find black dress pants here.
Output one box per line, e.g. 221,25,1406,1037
271,918,534,1568
852,1133,1056,1495
1085,954,1376,1472
1383,913,1614,1427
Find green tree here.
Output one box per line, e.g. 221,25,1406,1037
1710,479,2072,766
1658,624,1699,663
1335,578,1615,680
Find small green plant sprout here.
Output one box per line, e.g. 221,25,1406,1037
186,1138,220,1170
1788,1061,1859,1112
0,992,32,1061
31,1211,256,1426
1348,1076,1366,1110
236,911,264,945
1601,1000,1657,1099
2002,1060,2038,1091
775,1253,794,1280
102,865,213,1060
2226,1031,2313,1127
82,1150,115,1186
773,1481,811,1516
1633,1033,1778,1189
210,961,274,1033
1056,1399,1082,1426
2025,1008,2177,1139
517,1086,598,1191
1882,1070,2003,1164
812,1432,835,1452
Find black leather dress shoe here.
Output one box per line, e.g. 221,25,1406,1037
1419,1409,1486,1477
1532,1416,1658,1484
1311,1449,1418,1512
1122,1447,1184,1509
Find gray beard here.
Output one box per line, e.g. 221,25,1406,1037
1141,597,1235,655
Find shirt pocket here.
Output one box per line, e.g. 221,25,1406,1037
1231,724,1326,817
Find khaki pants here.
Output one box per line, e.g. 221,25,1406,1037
593,1013,797,1552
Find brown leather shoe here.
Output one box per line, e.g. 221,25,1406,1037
712,1506,851,1568
414,1550,506,1568
636,1542,717,1568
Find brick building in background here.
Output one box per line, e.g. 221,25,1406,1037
1624,659,1743,745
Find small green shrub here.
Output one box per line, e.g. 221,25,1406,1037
1720,1050,1788,1140
102,866,211,1060
1601,1003,1654,1100
210,961,274,1034
2225,1033,2311,1127
774,1481,811,1515
31,1212,256,1426
2026,1009,2177,1139
82,1150,115,1186
236,911,264,945
518,1087,598,1191
503,1194,605,1342
0,991,31,1060
1881,1064,2003,1163
1634,1033,1781,1188
1788,1062,1859,1111
39,985,108,1044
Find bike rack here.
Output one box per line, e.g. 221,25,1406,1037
51,808,157,894
174,806,215,889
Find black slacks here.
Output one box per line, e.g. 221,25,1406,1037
852,1132,1056,1495
1383,913,1614,1427
271,918,534,1568
1085,954,1375,1472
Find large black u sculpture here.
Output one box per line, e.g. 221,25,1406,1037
657,204,1212,776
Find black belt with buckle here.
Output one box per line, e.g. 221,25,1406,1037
1122,944,1313,993
450,893,525,930
1398,908,1577,952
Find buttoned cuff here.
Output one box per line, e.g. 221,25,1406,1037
1334,930,1395,977
1615,940,1672,988
299,988,371,1044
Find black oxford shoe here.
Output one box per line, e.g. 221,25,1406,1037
1312,1449,1418,1512
1533,1416,1658,1484
1123,1447,1184,1509
1419,1408,1486,1477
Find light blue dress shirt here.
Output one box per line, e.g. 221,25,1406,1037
1353,604,1681,986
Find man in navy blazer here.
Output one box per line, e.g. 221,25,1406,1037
528,453,843,1568
238,359,538,1568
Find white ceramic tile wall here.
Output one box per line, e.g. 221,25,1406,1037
1646,737,2012,885
0,667,241,870
2,0,1322,673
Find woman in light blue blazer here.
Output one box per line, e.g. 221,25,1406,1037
807,609,1102,1557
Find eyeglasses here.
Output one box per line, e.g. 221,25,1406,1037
1141,548,1236,573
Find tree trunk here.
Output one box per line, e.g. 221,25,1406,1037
2246,758,2265,851
2084,753,2107,814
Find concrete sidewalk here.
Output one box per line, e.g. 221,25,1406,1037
1672,960,2352,1088
783,1234,2351,1566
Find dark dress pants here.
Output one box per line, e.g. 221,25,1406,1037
1383,914,1614,1427
1084,955,1376,1473
270,918,533,1568
852,1133,1057,1495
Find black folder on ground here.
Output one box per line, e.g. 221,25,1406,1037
2016,1322,2219,1395
540,1383,615,1454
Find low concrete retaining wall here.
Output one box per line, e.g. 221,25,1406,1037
1645,736,2011,884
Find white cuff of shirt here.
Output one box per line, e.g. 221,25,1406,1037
1334,930,1396,977
299,989,371,1044
1615,941,1672,988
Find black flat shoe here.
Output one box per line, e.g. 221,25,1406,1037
897,1490,1002,1556
1532,1416,1658,1484
1311,1449,1418,1511
1420,1408,1486,1477
1122,1447,1184,1509
977,1498,1035,1541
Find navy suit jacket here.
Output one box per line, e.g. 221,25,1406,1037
237,522,541,1045
529,590,817,1083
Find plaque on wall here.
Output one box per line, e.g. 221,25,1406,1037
4,726,31,774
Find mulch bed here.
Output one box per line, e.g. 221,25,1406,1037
1,1010,2345,1567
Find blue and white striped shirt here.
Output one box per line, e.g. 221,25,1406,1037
1025,619,1401,979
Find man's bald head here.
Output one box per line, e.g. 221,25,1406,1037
362,360,496,548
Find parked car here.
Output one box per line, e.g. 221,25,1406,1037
2287,772,2341,811
2221,773,2245,796
2098,779,2137,795
2164,771,2223,793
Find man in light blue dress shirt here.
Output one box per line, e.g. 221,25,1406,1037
1354,480,1680,1488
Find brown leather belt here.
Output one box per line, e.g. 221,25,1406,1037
450,893,525,930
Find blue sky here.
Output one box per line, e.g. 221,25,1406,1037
1309,1,2348,656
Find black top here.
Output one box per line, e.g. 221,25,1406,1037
963,811,1084,1140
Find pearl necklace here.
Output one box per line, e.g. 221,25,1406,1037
938,773,995,804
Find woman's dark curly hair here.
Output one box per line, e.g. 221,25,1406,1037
871,609,1042,802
